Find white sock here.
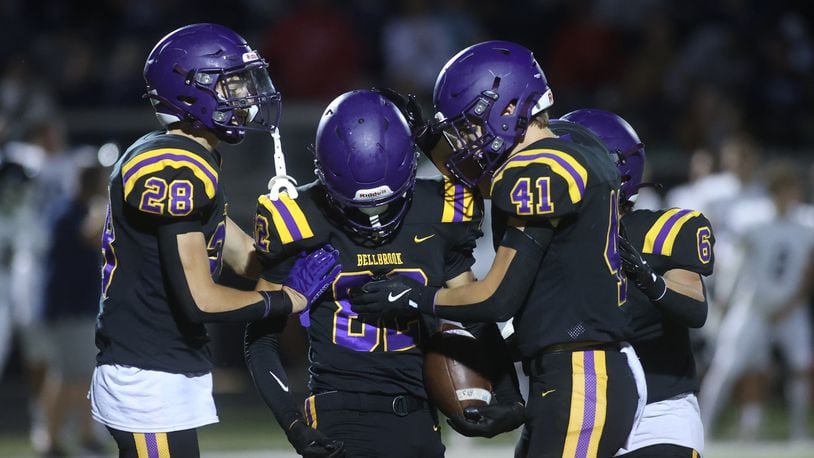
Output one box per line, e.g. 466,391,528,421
787,375,810,440
739,403,763,440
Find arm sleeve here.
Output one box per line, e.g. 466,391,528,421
653,282,708,328
244,317,303,430
444,195,484,281
432,225,552,322
157,221,292,323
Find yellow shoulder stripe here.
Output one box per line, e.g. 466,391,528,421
643,208,701,256
122,148,218,199
258,193,314,244
442,176,475,223
490,149,588,204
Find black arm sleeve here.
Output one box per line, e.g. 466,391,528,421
464,323,523,405
244,318,303,431
157,221,292,323
652,282,708,329
431,226,551,322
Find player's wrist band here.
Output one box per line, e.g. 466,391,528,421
415,286,440,315
259,290,293,318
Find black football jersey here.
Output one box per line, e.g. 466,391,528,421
490,137,630,359
621,208,715,402
254,177,483,399
96,131,227,373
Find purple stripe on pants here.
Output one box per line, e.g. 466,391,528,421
145,433,159,458
576,351,597,458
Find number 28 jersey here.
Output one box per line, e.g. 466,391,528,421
490,137,630,359
255,177,483,399
96,131,227,374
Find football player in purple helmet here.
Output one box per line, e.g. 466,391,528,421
562,108,714,457
90,24,340,457
247,89,523,457
351,41,644,457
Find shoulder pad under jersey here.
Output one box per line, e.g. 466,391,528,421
640,208,715,275
490,147,588,220
121,147,219,219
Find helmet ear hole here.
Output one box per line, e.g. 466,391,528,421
502,100,518,116
178,96,196,106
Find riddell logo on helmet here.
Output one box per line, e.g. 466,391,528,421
354,186,393,201
242,51,259,62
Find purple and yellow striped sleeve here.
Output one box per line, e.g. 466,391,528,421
642,208,702,257
441,176,478,223
121,148,219,218
257,193,314,246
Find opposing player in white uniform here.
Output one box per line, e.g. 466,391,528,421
700,161,814,441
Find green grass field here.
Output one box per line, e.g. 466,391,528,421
1,394,812,458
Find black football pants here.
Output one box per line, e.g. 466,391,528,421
106,426,199,458
521,348,638,458
304,391,445,457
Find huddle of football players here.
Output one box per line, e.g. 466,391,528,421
92,22,717,458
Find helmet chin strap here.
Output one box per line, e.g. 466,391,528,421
267,127,299,200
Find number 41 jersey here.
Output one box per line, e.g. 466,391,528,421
255,177,483,399
489,136,630,359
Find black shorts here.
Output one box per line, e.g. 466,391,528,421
304,391,445,458
523,347,638,458
106,427,199,458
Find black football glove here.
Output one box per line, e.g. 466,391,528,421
618,231,667,301
349,275,438,319
286,420,344,457
372,87,441,159
447,402,525,438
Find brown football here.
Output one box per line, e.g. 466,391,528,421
423,321,493,418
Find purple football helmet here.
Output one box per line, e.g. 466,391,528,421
144,23,281,144
560,109,645,202
432,41,554,187
314,90,419,241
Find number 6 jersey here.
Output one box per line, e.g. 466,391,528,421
621,208,715,402
254,177,483,399
96,131,227,373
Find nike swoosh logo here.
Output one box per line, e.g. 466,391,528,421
541,389,556,397
388,289,412,302
269,371,289,392
414,234,435,243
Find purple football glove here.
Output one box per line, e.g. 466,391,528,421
283,245,341,326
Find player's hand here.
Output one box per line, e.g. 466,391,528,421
373,87,441,158
349,275,437,319
446,402,525,438
283,245,342,313
286,420,345,457
618,232,666,300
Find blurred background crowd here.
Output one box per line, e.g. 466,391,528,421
1,0,813,456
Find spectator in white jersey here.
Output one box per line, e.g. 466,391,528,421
700,160,814,441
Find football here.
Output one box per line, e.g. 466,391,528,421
423,321,493,418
